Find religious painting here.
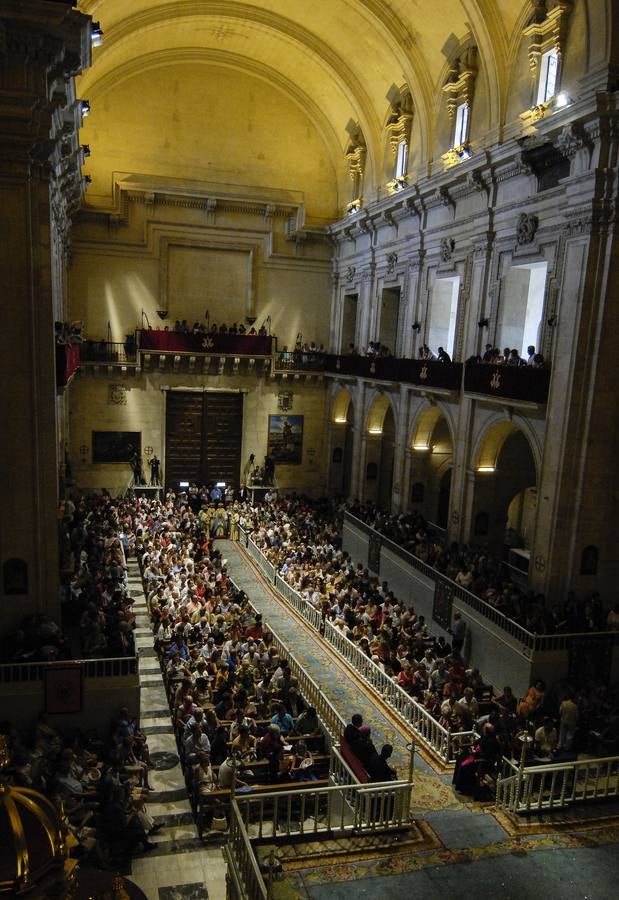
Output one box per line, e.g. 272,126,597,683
45,665,83,715
267,415,303,464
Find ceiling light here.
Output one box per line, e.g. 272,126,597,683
413,444,430,451
477,465,495,473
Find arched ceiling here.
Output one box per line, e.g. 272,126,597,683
75,1,537,216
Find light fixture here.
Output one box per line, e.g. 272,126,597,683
553,91,571,109
91,22,104,47
456,145,473,160
478,318,489,329
413,444,431,451
477,465,495,473
334,416,347,424
80,99,91,117
368,427,383,435
179,480,189,487
216,481,226,488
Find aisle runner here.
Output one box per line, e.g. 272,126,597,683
221,540,463,814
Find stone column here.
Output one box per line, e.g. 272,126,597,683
390,386,411,512
0,1,91,635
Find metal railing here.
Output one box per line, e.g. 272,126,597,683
225,802,268,900
0,656,138,684
324,621,476,763
496,753,619,814
347,515,619,657
228,574,345,749
231,779,413,841
274,574,323,631
237,529,475,763
80,340,137,364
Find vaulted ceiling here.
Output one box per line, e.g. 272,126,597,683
75,1,609,221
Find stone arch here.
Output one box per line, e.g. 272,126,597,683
472,414,541,483
331,385,354,424
470,416,540,553
364,390,398,435
407,402,455,525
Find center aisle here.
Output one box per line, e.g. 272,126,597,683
221,539,474,817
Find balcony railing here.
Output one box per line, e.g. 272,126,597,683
464,361,550,403
80,340,137,364
137,329,273,356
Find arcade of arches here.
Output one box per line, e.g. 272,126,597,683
1,1,619,672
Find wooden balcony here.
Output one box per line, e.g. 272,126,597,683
464,362,550,404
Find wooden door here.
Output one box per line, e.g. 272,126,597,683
203,392,243,487
165,391,243,490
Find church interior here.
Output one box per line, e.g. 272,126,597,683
1,1,619,897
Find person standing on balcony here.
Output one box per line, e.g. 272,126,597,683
149,454,161,485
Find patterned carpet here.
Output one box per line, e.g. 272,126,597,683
222,540,619,899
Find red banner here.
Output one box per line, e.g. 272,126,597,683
138,329,273,356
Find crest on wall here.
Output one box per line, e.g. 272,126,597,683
440,237,455,262
345,265,356,283
278,392,293,411
109,384,128,405
386,252,398,274
516,213,539,246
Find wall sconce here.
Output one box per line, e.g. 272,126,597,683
478,318,489,328
412,322,421,332
80,99,91,117
91,22,104,47
477,465,495,473
334,416,347,424
368,427,383,435
552,91,572,110
547,315,558,327
413,444,431,451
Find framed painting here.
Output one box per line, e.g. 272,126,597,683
92,431,141,464
267,415,303,464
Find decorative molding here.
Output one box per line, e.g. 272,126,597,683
345,265,356,283
439,237,455,263
522,0,573,80
109,384,128,405
516,212,540,245
386,252,398,275
441,47,478,119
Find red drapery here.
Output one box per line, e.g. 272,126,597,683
138,329,273,356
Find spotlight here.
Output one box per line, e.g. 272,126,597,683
80,99,91,118
91,22,104,47
156,310,168,320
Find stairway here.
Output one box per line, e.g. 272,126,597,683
124,559,226,899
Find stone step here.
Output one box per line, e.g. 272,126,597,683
140,675,164,688
138,647,158,659
138,661,162,674
148,786,187,804
141,708,172,720
142,722,174,736
147,800,195,827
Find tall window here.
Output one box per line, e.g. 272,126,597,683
395,140,408,180
536,48,558,105
454,102,469,147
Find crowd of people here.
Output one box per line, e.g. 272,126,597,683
2,486,618,851
466,343,545,367
2,706,163,866
238,493,619,783
346,500,607,635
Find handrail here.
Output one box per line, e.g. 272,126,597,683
225,798,268,900
496,753,619,813
228,572,346,747
344,512,619,653
237,529,474,763
323,620,476,763
0,656,138,683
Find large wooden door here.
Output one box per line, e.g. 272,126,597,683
203,392,243,486
165,391,243,490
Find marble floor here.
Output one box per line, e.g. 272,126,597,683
124,559,226,900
